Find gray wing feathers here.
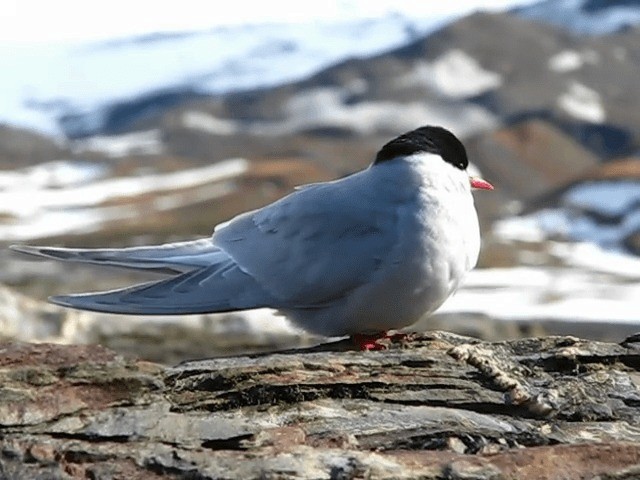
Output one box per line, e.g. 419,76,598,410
213,177,397,306
12,168,398,315
49,258,275,315
10,239,222,273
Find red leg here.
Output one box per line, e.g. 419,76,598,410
351,332,410,351
352,333,387,351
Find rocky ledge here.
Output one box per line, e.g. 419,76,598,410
2,331,640,479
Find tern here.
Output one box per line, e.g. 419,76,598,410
12,126,493,350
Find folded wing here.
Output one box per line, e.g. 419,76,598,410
213,172,400,307
13,169,401,315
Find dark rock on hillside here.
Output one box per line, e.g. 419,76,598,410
504,110,637,159
0,124,69,169
625,231,640,255
3,333,640,479
60,88,209,139
525,156,640,212
467,119,600,222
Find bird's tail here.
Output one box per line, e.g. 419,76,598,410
11,240,276,315
47,258,274,315
10,239,223,274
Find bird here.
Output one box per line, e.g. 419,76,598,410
11,126,493,350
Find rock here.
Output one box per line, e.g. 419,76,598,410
2,332,640,478
0,125,70,169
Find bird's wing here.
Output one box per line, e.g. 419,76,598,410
13,171,401,315
10,239,222,274
213,174,400,307
48,256,275,315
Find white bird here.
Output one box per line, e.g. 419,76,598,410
11,126,492,349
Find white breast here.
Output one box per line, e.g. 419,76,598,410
342,160,480,333
284,153,481,336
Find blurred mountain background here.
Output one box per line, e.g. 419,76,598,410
1,0,639,363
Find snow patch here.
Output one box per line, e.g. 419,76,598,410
0,158,248,241
0,161,108,190
273,87,497,136
430,50,503,98
438,253,640,325
549,241,640,279
181,111,239,135
564,181,640,217
398,50,503,99
548,49,599,72
495,208,629,253
494,179,640,253
493,215,546,243
557,81,605,123
72,130,164,157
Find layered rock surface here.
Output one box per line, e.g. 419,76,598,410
3,332,640,478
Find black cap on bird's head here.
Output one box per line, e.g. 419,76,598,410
374,125,468,170
374,125,493,190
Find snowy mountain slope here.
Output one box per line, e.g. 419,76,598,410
0,16,447,137
4,0,640,138
187,12,640,161
515,0,640,35
35,10,639,162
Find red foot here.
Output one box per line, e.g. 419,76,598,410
352,332,409,351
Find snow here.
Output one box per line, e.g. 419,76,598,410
494,180,640,252
181,112,240,135
260,87,498,136
0,161,108,190
548,50,582,72
565,181,640,217
496,208,630,252
398,50,503,99
429,50,502,98
557,81,605,123
71,130,164,157
493,215,547,243
548,241,640,279
547,49,599,72
438,250,640,325
492,177,640,328
0,157,247,217
0,158,248,241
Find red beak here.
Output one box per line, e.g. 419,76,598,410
470,177,494,191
